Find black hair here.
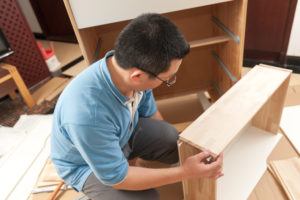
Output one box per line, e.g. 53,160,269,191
114,13,190,76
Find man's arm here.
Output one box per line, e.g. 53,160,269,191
113,151,223,190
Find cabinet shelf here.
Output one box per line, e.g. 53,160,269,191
189,35,230,48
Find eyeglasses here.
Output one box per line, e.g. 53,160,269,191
140,68,177,87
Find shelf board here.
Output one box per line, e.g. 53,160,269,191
189,35,230,48
217,125,282,200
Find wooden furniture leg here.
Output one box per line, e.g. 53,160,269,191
0,63,36,108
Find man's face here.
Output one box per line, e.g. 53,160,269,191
133,59,182,91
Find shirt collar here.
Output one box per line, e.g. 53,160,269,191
99,50,142,106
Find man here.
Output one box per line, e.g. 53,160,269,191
51,13,223,200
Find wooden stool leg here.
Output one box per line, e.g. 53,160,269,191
1,64,36,108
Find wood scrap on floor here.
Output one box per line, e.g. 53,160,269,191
62,61,87,77
36,160,62,188
269,157,300,200
45,79,70,102
32,77,69,105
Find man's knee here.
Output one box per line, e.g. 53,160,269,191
160,121,179,148
156,121,179,164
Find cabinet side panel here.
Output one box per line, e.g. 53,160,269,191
178,141,216,200
212,0,248,94
64,0,98,64
252,75,290,133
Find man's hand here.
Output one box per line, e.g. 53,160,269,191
113,151,223,191
181,151,224,180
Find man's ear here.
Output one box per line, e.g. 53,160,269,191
130,68,145,82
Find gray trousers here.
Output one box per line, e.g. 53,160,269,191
82,118,179,200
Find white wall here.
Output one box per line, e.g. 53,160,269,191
17,0,43,33
287,2,300,57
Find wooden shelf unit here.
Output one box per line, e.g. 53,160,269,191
64,0,248,101
179,65,291,200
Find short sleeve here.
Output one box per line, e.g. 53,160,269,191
64,123,128,186
138,90,157,117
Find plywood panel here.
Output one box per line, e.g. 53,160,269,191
252,74,290,133
217,125,282,200
180,65,291,155
64,0,99,64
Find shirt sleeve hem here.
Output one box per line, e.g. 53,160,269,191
101,162,129,186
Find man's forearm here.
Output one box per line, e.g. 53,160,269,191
113,166,184,190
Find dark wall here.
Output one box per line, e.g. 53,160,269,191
0,0,50,87
244,0,297,66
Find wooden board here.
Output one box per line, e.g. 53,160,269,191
217,125,282,200
180,65,291,155
36,160,62,187
178,142,216,200
32,77,69,105
62,60,87,77
280,105,300,155
270,157,300,200
211,0,248,94
45,79,70,102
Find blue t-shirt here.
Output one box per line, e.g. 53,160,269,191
51,51,157,191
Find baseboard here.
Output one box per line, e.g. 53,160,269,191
243,57,300,74
61,56,84,72
33,33,47,40
285,56,300,73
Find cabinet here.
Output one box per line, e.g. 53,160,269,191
64,0,247,100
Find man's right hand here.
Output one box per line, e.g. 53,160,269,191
181,151,224,180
